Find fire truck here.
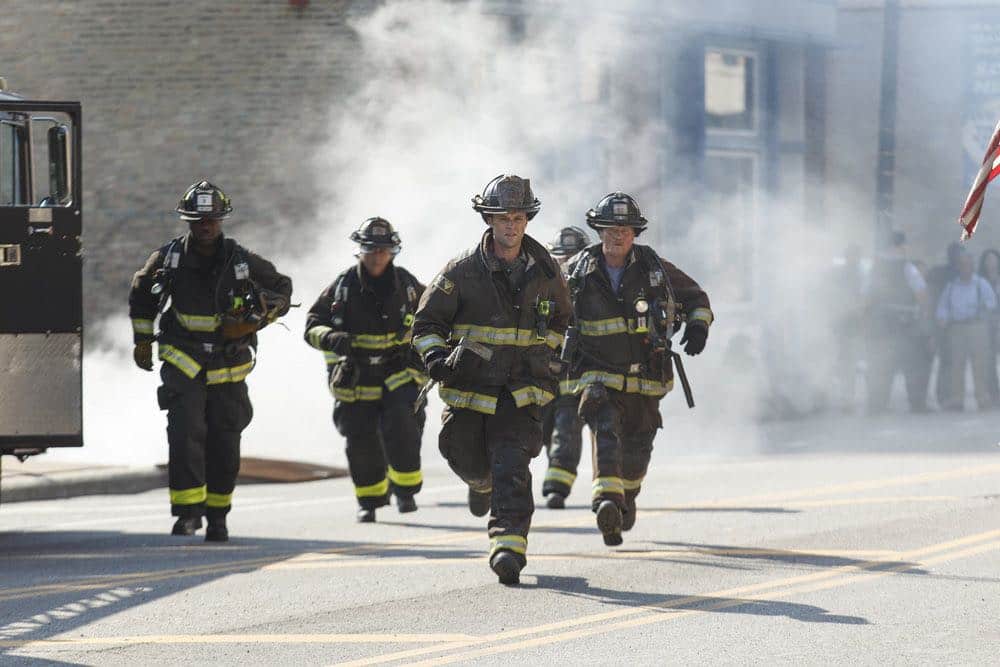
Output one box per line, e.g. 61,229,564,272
0,78,83,498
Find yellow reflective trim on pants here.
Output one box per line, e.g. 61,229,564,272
355,478,389,498
578,317,629,336
413,333,447,355
387,466,423,487
170,485,207,505
206,491,233,508
545,467,577,486
132,318,154,335
511,385,555,408
689,307,714,326
451,324,551,348
206,361,254,385
385,368,426,392
624,376,672,396
489,535,527,557
439,387,498,415
351,333,410,351
173,309,221,332
324,351,343,365
623,477,644,491
592,476,624,497
333,385,384,403
158,344,202,379
306,325,333,349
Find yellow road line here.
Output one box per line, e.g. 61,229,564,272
391,531,1000,667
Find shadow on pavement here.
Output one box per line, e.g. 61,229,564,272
655,541,928,574
0,529,481,657
527,575,870,625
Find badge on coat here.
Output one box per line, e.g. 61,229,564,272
650,270,663,287
433,274,455,295
234,261,250,280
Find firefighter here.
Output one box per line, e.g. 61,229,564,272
412,174,571,585
541,226,591,509
129,181,292,541
304,218,427,523
563,192,712,546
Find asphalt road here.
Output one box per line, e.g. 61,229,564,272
2,421,1000,665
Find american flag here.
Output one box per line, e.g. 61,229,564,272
958,119,1000,240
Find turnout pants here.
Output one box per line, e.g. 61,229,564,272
334,382,426,510
158,363,252,520
579,385,661,521
542,394,585,498
438,391,542,566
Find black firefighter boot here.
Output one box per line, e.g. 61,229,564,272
205,515,229,542
171,516,202,536
468,488,491,517
546,492,566,509
490,550,522,585
396,494,418,514
357,507,377,523
596,499,623,546
622,493,637,532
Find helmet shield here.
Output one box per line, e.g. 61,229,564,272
177,180,233,221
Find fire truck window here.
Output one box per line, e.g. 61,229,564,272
0,122,16,206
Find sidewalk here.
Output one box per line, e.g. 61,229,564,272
0,457,346,504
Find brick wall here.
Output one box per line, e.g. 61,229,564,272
0,0,364,326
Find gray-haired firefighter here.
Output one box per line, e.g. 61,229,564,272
563,192,712,546
304,218,427,523
412,174,571,585
540,226,591,509
129,181,292,541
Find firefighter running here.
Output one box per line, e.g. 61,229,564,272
563,192,712,546
540,226,592,509
412,174,571,585
129,181,293,541
304,218,427,522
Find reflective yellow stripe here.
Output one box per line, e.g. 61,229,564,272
592,476,625,498
352,333,411,350
387,467,423,487
623,477,644,491
511,385,555,408
545,330,564,350
132,318,154,335
158,344,202,379
413,334,448,355
385,368,427,391
355,478,389,498
561,370,626,395
306,325,333,349
323,351,343,365
333,385,384,403
545,467,577,486
489,535,527,556
170,485,207,505
206,361,254,385
173,310,221,332
439,387,498,415
206,491,233,508
578,317,629,336
689,307,714,326
624,376,672,397
450,324,550,348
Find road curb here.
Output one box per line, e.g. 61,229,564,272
1,466,168,504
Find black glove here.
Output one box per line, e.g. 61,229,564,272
680,322,708,356
320,331,352,355
425,349,454,383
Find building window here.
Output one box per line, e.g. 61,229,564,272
705,49,757,132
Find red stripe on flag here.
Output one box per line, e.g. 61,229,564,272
957,119,1000,240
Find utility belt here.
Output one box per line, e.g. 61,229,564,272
158,334,252,360
345,347,410,367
